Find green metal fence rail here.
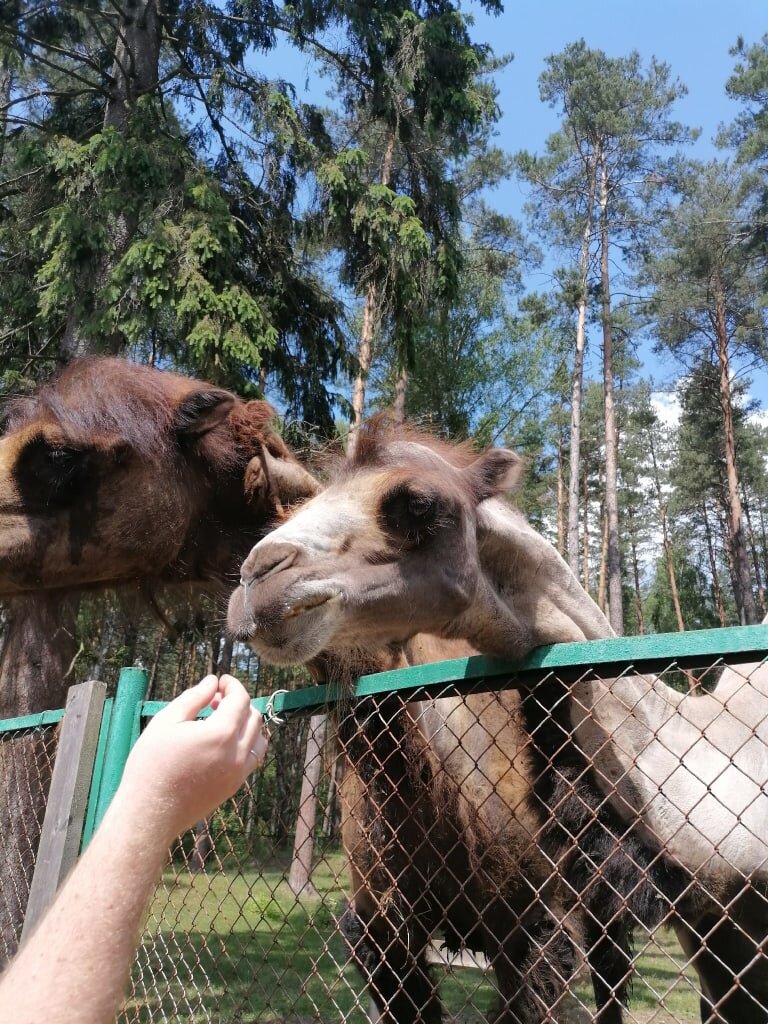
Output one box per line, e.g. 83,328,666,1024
0,708,65,733
137,623,768,722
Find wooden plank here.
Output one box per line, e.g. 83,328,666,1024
21,680,106,941
288,713,327,897
426,942,490,970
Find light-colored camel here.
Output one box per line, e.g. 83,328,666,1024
229,420,768,1024
0,356,315,959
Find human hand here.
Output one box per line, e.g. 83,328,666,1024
112,674,268,843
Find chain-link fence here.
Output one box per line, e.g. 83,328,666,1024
3,630,768,1024
0,713,62,963
122,631,768,1024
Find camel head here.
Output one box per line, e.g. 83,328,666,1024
227,418,530,665
0,358,318,596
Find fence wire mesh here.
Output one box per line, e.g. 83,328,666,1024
118,651,768,1024
0,723,60,963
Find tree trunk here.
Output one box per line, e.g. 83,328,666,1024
60,0,163,359
206,632,219,674
146,630,164,699
628,514,645,634
716,500,742,612
0,65,12,173
190,817,216,874
268,707,305,843
0,595,79,962
598,144,624,635
288,714,327,897
88,607,115,681
217,636,235,674
581,458,591,593
566,153,597,574
188,636,198,686
393,366,408,425
647,427,685,631
322,747,342,841
742,488,766,615
349,282,377,454
713,273,756,624
758,500,768,593
348,130,396,454
556,410,566,556
103,0,162,133
171,638,187,699
703,503,727,627
597,501,608,614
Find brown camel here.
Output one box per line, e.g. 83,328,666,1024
0,356,316,958
229,419,768,1024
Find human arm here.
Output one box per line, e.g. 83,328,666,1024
0,673,268,1024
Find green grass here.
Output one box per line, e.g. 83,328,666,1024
569,928,702,1024
122,853,701,1023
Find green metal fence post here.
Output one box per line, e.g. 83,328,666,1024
79,697,113,850
89,666,149,837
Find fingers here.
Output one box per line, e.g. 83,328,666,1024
161,675,270,773
213,677,270,769
243,710,269,769
209,674,251,730
160,674,219,723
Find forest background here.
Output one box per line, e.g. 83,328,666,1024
2,0,768,843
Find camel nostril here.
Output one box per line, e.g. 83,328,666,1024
239,542,300,587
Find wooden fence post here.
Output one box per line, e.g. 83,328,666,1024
21,680,106,941
288,713,327,897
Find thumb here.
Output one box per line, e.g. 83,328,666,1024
161,675,219,723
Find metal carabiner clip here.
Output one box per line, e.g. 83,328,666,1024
265,688,289,729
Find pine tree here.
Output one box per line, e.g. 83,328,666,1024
0,2,352,426
644,159,767,623
519,40,692,634
307,1,504,442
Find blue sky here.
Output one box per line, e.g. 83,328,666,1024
471,0,764,189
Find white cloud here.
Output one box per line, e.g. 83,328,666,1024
651,392,680,427
651,385,768,431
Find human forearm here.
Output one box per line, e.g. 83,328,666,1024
0,796,170,1024
0,674,268,1024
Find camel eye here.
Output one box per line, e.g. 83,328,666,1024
47,446,82,465
44,444,88,482
380,484,439,545
16,436,91,506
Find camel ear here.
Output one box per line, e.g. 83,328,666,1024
246,448,322,505
467,448,523,502
174,389,236,438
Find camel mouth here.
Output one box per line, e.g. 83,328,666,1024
284,588,343,620
227,584,345,665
